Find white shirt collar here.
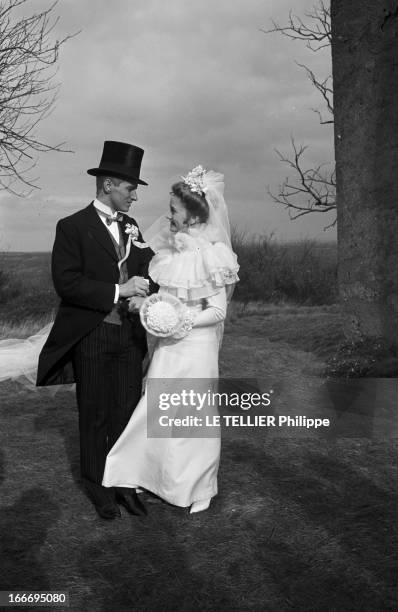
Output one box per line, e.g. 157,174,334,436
93,198,116,217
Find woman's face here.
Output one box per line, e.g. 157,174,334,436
168,195,189,232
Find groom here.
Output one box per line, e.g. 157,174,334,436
37,141,155,519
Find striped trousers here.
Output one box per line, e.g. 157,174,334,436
72,320,144,503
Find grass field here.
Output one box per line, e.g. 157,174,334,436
0,234,338,319
0,252,397,611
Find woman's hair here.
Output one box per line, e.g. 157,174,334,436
171,181,209,224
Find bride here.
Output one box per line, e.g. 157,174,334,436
103,166,239,513
0,165,239,513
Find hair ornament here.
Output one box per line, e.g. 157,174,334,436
181,165,207,195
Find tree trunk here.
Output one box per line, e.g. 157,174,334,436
332,0,398,346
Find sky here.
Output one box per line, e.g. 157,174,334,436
0,0,335,251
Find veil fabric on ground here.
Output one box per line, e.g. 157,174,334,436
0,323,52,385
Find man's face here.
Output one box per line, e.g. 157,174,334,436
109,179,138,213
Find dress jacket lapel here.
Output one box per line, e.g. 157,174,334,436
118,215,129,248
86,202,119,261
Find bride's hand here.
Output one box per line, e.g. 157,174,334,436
128,296,146,313
170,307,196,339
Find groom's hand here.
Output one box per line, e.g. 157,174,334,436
119,276,149,298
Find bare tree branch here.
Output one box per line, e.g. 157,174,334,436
263,1,335,227
268,138,336,226
260,1,331,52
0,0,79,195
295,62,333,117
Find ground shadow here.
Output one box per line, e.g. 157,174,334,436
34,391,84,497
76,518,237,612
0,487,60,592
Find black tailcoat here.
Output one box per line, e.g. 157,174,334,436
36,203,154,386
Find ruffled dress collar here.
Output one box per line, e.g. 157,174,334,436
148,225,239,302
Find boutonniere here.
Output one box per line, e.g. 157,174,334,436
125,223,140,241
126,223,150,250
118,223,150,270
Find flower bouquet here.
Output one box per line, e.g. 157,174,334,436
140,293,195,338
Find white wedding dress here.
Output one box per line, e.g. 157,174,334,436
102,286,227,507
102,197,239,509
102,163,240,508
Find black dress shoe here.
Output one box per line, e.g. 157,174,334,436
95,502,122,520
115,488,148,516
83,479,121,519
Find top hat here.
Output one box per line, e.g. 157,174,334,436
87,141,148,185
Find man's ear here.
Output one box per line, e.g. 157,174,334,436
104,179,112,194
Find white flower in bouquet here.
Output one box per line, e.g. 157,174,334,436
146,301,179,334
